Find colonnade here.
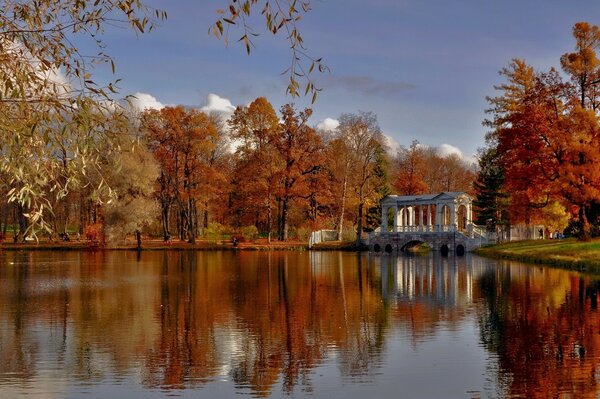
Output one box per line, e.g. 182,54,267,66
379,193,473,233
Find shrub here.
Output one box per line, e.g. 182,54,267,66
296,226,312,241
240,225,259,241
84,223,104,247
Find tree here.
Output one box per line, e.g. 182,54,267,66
142,106,219,243
473,146,509,235
393,140,428,195
210,1,326,101
274,104,323,240
0,0,166,233
229,97,281,241
487,30,600,240
336,112,386,247
103,140,159,248
541,202,570,235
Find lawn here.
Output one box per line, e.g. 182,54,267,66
474,238,600,273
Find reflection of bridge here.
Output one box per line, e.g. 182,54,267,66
377,254,491,305
369,192,490,253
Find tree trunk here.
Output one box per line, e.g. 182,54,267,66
277,196,282,240
187,198,196,244
281,197,289,241
135,229,142,250
267,191,272,244
337,170,348,241
579,205,591,241
355,201,364,248
203,200,209,229
161,200,170,241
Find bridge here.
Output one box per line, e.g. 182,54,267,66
369,192,490,254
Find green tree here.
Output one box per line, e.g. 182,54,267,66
473,146,509,237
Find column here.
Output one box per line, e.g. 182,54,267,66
419,205,424,232
450,202,456,231
436,203,441,232
427,204,432,232
381,206,388,232
393,206,398,233
467,203,472,225
403,205,408,232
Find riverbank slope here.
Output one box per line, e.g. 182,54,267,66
474,238,600,273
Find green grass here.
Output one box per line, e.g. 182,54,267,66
474,238,600,273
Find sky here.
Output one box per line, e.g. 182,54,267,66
83,0,600,162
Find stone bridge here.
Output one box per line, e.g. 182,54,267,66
370,231,486,254
369,192,490,254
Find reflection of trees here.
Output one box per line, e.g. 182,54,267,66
7,251,581,397
478,264,600,398
0,251,159,382
141,251,390,396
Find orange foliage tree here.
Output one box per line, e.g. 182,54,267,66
486,22,600,238
141,106,220,243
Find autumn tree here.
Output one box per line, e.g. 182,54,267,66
486,22,600,239
393,140,428,195
103,140,159,248
335,112,387,247
142,106,219,243
0,0,167,234
275,104,323,240
229,97,281,240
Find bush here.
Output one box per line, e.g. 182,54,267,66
202,222,224,238
84,223,104,247
296,226,312,241
341,222,356,242
240,225,259,241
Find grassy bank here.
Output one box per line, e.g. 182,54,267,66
474,238,600,273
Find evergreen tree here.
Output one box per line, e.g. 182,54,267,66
365,145,392,232
473,146,509,233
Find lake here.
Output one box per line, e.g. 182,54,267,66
0,250,598,398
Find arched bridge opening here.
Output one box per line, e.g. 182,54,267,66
401,240,430,252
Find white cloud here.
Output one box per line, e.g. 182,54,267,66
384,134,400,154
200,93,236,115
436,143,476,165
316,117,340,132
130,92,164,111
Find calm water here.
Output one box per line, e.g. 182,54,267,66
0,250,599,398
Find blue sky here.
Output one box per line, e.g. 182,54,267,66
87,0,600,159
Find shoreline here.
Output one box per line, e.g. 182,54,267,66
0,239,361,252
473,238,600,274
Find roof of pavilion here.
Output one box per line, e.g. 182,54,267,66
381,192,472,204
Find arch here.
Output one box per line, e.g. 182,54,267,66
457,204,467,231
401,240,428,252
384,244,393,253
440,244,449,256
456,244,465,256
373,243,381,253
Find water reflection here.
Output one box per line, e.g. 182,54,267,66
478,262,600,398
0,251,599,398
